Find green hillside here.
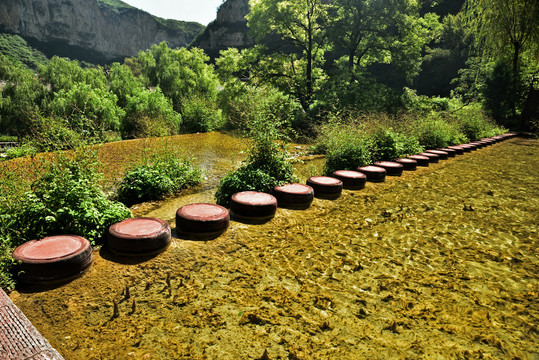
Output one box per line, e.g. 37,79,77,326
0,34,49,70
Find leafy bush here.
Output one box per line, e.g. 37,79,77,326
368,128,423,162
0,242,17,290
324,140,371,175
215,114,296,206
413,117,466,149
3,143,38,160
453,105,506,141
182,96,225,133
215,166,278,207
15,151,132,245
117,152,202,207
315,116,371,174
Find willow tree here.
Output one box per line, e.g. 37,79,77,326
247,0,330,111
463,0,539,82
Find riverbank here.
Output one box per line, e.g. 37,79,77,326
8,137,539,359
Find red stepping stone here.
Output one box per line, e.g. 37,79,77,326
407,155,430,167
373,161,404,176
176,203,230,237
331,170,367,189
12,235,92,283
418,152,440,163
449,145,468,153
230,191,278,221
306,176,343,199
273,183,314,209
395,158,417,170
463,143,478,150
425,149,449,160
108,217,171,255
357,165,386,182
469,141,484,148
437,148,457,157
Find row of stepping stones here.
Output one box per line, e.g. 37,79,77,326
12,134,517,284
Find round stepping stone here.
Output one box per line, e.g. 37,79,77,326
447,145,464,154
230,191,278,221
418,152,440,163
12,235,93,283
395,158,417,171
463,143,478,150
437,148,457,157
273,183,314,209
425,149,449,160
306,176,343,199
108,217,171,255
331,170,367,190
407,155,430,167
373,161,404,176
469,141,484,148
176,203,230,237
357,165,386,182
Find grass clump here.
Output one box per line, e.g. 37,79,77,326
315,115,371,175
215,115,296,207
368,127,423,162
117,151,202,207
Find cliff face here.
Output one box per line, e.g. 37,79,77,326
0,0,205,63
192,0,253,58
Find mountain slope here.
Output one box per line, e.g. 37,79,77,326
0,0,205,63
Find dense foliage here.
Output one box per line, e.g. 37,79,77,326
0,151,132,289
117,151,202,206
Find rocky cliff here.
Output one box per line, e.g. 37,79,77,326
192,0,253,58
0,0,205,63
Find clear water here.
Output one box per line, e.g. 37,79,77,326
10,136,538,359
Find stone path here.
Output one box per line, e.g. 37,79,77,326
0,289,63,360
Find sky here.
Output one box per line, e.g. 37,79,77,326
122,0,223,25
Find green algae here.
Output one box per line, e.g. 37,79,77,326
10,136,539,360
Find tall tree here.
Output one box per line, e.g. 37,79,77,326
247,0,330,110
463,0,539,81
328,0,441,81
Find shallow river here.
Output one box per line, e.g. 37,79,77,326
10,135,539,359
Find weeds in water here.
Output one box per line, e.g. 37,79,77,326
116,149,202,207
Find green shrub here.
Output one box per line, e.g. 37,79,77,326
323,140,370,175
3,143,38,160
215,114,296,206
453,105,506,141
182,96,225,133
315,116,371,174
215,166,278,206
368,128,423,162
16,151,132,245
0,241,17,290
117,152,202,206
413,117,466,149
